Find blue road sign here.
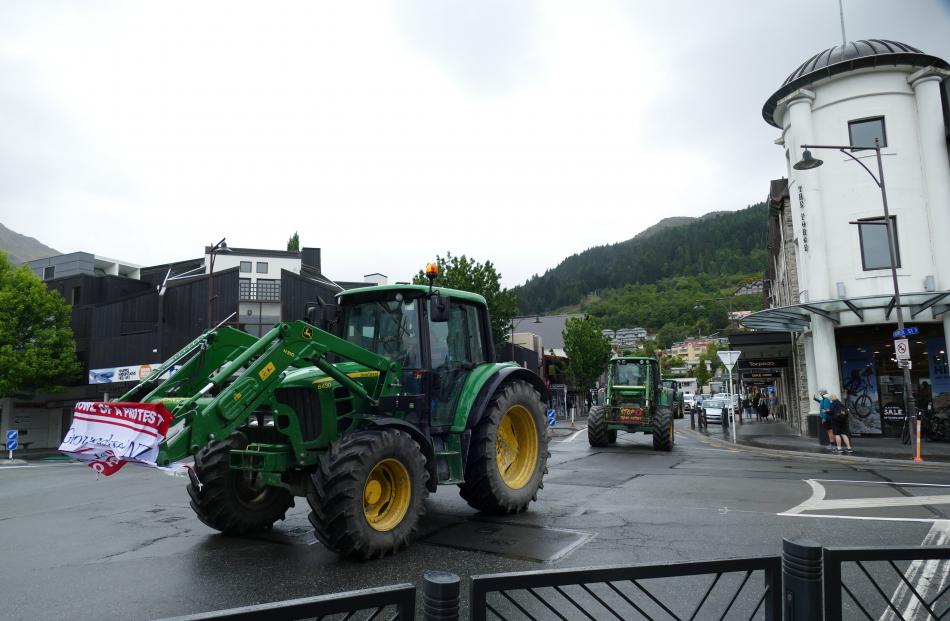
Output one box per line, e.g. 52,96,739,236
6,429,17,451
5,439,17,451
893,327,919,338
547,409,557,428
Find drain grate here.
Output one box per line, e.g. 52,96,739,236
425,520,592,562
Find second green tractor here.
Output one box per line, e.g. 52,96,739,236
587,356,677,451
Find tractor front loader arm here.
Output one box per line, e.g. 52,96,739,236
157,321,401,467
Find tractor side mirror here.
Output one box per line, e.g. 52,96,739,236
429,293,451,322
305,302,339,331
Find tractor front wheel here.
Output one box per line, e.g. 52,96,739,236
308,429,428,559
587,405,610,447
652,407,674,452
187,433,294,535
460,380,549,514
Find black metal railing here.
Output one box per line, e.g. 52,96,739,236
470,557,782,621
823,546,950,621
239,280,281,302
156,583,416,621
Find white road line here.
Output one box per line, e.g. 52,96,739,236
779,478,950,521
813,479,950,489
780,514,945,524
564,427,588,443
880,520,950,621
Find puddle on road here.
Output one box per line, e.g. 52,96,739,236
425,520,592,562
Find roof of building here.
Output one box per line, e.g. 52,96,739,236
762,39,949,128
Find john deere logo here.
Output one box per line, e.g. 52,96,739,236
302,327,313,339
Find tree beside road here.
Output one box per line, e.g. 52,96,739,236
563,315,613,409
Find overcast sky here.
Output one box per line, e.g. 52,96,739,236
2,1,949,287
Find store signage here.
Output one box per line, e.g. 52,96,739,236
88,364,179,384
798,186,809,252
737,358,789,370
894,339,910,360
893,327,919,338
742,371,781,380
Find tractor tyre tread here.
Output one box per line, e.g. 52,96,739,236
588,405,609,447
186,433,294,535
459,380,549,514
307,429,428,559
652,407,674,452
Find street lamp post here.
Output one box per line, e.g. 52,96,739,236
207,238,228,329
794,140,919,460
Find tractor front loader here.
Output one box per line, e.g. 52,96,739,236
93,278,550,559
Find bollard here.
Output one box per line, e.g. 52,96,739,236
423,570,460,621
689,407,695,430
782,538,822,621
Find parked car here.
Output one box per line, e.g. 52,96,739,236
702,398,727,424
683,392,696,410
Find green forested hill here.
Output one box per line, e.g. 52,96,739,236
514,203,769,342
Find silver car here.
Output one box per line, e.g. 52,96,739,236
702,398,727,424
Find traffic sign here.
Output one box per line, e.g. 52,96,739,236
5,429,17,452
893,327,919,338
717,350,741,371
897,360,912,370
894,339,910,360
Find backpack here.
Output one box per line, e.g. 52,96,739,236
831,400,847,421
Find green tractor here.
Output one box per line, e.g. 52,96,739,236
108,277,549,559
587,356,676,451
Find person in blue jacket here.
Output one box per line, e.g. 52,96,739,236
814,388,835,448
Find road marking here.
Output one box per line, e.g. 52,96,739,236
779,479,950,523
564,427,588,443
880,520,950,621
812,479,950,489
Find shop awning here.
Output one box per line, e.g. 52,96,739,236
740,290,950,332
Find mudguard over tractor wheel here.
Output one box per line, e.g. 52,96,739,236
187,433,294,535
307,429,429,559
652,407,674,452
587,405,610,447
460,380,549,514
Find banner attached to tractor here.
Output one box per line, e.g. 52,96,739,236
59,402,177,475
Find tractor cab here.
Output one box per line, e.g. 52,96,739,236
335,284,494,427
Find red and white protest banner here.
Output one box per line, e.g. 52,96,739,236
59,402,179,475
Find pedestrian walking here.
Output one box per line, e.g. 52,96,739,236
742,395,752,421
814,389,835,448
757,398,769,421
828,393,853,454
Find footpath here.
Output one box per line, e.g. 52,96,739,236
697,415,950,464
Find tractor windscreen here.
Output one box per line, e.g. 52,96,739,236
341,297,422,368
612,360,648,386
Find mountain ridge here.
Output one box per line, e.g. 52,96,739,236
0,223,59,264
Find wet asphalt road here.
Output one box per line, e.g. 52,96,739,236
1,419,949,620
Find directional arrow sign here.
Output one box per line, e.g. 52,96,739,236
717,350,741,371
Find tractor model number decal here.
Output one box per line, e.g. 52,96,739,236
258,362,277,381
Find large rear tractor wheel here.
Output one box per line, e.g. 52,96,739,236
652,407,674,452
187,433,294,535
587,405,610,447
308,429,428,559
460,380,549,514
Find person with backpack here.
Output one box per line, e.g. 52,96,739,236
814,388,835,449
829,393,853,454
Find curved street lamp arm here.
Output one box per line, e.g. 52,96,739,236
837,148,881,188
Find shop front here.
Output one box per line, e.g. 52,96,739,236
836,324,949,436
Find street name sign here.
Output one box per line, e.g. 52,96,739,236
893,327,919,338
894,339,910,360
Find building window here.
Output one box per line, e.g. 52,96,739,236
849,117,887,149
71,286,81,305
240,261,252,273
858,216,900,271
256,262,268,274
43,266,55,280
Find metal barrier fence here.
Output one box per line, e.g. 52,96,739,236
154,538,950,620
470,556,781,621
823,545,950,621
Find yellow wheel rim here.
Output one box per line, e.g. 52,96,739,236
363,458,411,532
496,405,539,489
